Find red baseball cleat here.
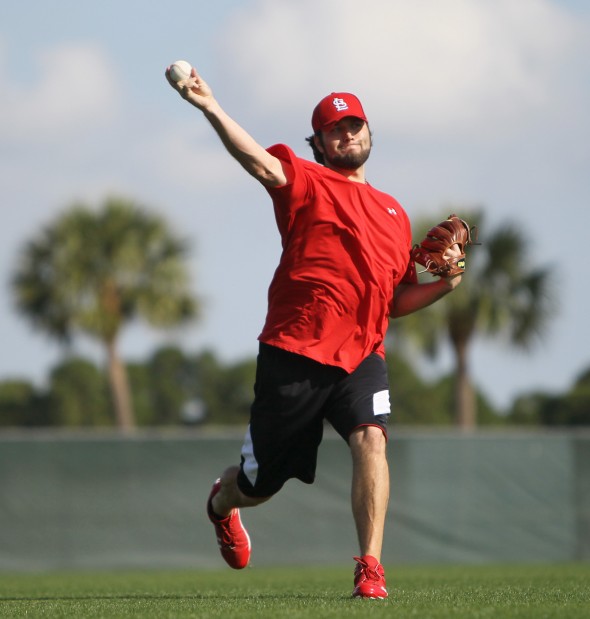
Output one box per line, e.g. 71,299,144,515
206,479,251,569
352,555,388,599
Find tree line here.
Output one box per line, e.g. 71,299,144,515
0,347,253,428
3,196,586,430
0,344,588,428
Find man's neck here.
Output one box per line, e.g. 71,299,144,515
325,162,366,184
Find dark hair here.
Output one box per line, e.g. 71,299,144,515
306,133,325,165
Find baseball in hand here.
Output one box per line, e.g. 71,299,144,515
169,60,193,82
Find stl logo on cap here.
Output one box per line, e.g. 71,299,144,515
332,97,349,112
312,92,368,132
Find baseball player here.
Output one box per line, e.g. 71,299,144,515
166,64,464,599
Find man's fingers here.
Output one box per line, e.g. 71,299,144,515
444,243,461,258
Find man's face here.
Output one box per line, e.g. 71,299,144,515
316,117,372,171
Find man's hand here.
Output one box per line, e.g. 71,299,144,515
165,65,214,111
410,214,476,278
441,243,463,289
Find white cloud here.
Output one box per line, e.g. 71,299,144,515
0,42,119,141
217,0,587,140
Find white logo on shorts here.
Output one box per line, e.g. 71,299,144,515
373,390,391,416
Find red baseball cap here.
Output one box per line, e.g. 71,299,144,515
311,92,368,132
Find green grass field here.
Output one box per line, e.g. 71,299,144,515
1,563,589,618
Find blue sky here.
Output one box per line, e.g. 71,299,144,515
1,0,589,410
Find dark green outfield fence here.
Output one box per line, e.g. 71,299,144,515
0,430,588,570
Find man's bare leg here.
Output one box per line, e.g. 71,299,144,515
349,426,390,560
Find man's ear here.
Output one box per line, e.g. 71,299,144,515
314,134,325,154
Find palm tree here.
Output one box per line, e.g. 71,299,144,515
390,209,556,430
12,196,199,431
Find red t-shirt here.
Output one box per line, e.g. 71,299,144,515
258,143,416,373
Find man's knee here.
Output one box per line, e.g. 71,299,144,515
349,425,387,456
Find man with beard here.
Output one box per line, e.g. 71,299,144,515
166,67,462,599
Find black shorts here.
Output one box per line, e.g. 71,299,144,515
237,343,391,498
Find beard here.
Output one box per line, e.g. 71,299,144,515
326,148,371,170
323,137,372,170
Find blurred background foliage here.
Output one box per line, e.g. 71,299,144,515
1,199,585,430
0,343,588,428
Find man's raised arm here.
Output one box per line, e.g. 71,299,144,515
165,63,287,188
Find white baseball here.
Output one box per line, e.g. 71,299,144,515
169,60,192,82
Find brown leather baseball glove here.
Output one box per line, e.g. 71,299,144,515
411,214,477,277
